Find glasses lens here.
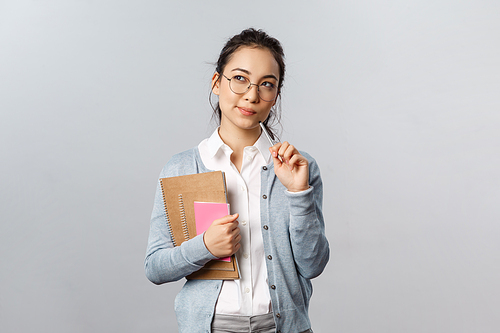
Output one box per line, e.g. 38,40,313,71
258,83,278,102
229,76,250,94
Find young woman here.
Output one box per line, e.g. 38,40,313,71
145,28,329,333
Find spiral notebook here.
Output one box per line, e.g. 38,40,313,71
159,171,239,280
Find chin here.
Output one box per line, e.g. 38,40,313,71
238,119,262,129
221,110,266,132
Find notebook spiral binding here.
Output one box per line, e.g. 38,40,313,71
160,184,177,247
178,194,190,241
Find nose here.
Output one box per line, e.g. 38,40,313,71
244,83,260,102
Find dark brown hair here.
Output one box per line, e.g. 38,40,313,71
210,28,285,140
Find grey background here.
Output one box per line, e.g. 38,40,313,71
1,0,499,332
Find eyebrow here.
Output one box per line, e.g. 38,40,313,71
231,68,278,81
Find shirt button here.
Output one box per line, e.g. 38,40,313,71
243,253,249,259
241,186,246,192
267,255,272,260
245,287,250,293
262,194,267,199
263,225,268,230
241,220,247,226
246,156,252,161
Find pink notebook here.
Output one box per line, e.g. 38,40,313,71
193,202,231,262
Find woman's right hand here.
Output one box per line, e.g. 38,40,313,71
203,213,241,258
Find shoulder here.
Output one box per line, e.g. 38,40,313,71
168,147,198,165
159,147,205,178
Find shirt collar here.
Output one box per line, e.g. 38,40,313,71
206,128,230,159
206,128,272,164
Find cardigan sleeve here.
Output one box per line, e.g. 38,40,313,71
285,155,330,279
144,158,217,284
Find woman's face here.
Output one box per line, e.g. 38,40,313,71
212,46,280,133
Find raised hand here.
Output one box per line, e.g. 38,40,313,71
269,142,310,192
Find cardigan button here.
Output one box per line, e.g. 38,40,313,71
267,255,272,260
263,225,268,230
263,166,268,170
271,284,276,290
262,194,267,199
276,313,281,318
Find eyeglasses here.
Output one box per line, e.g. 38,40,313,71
222,74,278,102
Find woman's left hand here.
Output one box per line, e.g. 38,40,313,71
270,142,310,192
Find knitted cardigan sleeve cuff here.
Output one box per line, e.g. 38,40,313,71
284,186,315,216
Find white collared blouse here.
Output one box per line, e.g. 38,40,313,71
198,129,273,315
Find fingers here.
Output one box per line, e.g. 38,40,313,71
269,141,310,192
204,213,241,258
215,214,240,243
269,143,283,165
270,141,304,169
226,226,241,256
212,213,238,226
288,153,308,170
279,141,294,166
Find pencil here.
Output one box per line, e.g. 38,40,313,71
259,121,283,162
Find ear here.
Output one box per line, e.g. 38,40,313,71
211,72,221,96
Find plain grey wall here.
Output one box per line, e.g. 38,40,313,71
1,0,499,332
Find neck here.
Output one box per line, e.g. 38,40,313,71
218,124,261,154
218,124,261,173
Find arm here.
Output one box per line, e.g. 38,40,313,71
144,176,217,284
270,143,330,279
144,159,242,285
286,158,329,279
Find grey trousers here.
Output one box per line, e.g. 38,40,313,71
211,313,313,333
211,313,276,333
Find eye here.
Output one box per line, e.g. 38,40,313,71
233,75,247,82
261,81,276,90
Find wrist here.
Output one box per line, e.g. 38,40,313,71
202,232,215,257
286,185,310,193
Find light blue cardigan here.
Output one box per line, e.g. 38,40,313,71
145,147,329,333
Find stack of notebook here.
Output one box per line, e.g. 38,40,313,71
159,171,239,280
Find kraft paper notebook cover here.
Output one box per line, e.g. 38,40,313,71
159,171,239,280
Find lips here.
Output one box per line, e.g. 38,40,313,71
238,107,256,116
